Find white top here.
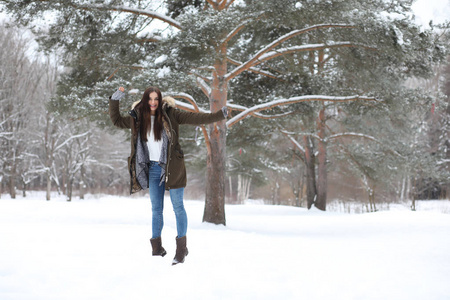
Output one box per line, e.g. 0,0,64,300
147,116,163,161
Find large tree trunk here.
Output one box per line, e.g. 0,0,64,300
203,46,227,225
315,107,327,211
203,122,227,224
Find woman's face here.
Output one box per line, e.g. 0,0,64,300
148,92,159,114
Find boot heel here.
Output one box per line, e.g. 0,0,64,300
172,236,188,265
150,237,167,257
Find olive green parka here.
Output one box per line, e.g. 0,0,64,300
109,96,226,194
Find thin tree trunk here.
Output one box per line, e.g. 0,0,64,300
9,161,16,199
245,177,251,202
67,177,73,202
315,107,327,211
237,174,242,204
22,178,26,197
298,168,304,207
46,171,51,201
228,176,233,203
45,112,51,201
303,136,317,209
80,164,85,200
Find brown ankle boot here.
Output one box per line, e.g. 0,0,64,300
172,236,188,265
150,237,167,257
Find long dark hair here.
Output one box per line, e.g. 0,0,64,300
137,87,164,142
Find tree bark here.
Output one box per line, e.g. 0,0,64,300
303,135,317,209
315,107,327,211
67,177,73,202
203,45,227,225
46,172,51,201
203,124,226,224
80,164,86,200
9,161,16,199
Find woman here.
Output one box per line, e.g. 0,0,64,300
109,86,227,265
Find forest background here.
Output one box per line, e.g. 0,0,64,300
0,0,449,225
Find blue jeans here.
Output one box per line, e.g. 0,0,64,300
148,161,187,239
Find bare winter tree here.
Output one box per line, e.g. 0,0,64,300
0,24,43,198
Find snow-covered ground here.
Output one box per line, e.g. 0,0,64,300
1,192,449,300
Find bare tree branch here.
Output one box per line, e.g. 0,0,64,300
54,131,90,152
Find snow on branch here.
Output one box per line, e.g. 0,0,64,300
227,102,294,119
280,130,306,154
226,95,379,127
65,2,182,29
227,57,281,80
281,130,322,141
170,93,212,153
196,77,212,98
54,131,90,152
256,42,376,64
189,70,212,83
221,18,254,46
326,132,378,143
169,93,209,113
225,24,354,81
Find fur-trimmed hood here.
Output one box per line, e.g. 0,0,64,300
131,96,176,110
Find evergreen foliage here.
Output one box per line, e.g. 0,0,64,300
1,0,448,208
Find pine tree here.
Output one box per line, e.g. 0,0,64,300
2,0,445,221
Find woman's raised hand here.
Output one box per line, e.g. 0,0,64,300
111,87,126,101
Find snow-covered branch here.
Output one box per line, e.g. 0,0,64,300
280,130,306,154
189,70,212,83
170,93,212,154
221,18,253,46
326,132,378,143
227,102,294,119
227,57,281,80
54,131,91,152
225,24,354,81
170,93,209,113
63,1,182,29
226,95,379,127
256,42,376,65
196,77,212,98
